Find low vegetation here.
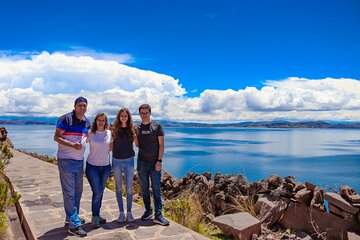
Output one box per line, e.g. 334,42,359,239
0,143,21,239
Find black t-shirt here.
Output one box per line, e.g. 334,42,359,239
137,122,164,162
112,128,135,159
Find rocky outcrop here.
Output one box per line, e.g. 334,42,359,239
160,172,360,240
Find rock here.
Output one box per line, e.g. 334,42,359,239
254,194,289,227
305,182,316,191
283,182,295,192
325,192,360,215
294,183,306,192
248,181,269,196
213,212,261,240
279,202,360,240
284,176,296,185
268,175,282,190
205,213,215,223
294,188,313,206
214,192,227,212
310,187,325,211
266,234,276,240
340,186,360,204
214,172,223,184
296,231,313,240
251,234,259,240
132,193,142,202
328,203,357,221
202,172,212,181
348,232,360,240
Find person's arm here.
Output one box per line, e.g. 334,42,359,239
54,128,82,150
155,135,164,171
132,126,139,147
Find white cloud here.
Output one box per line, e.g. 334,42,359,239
1,52,360,122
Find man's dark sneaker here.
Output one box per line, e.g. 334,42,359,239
141,209,153,220
153,213,170,226
64,218,85,226
98,215,106,224
68,226,87,237
91,216,100,228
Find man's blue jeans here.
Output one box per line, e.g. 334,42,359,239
137,160,162,214
112,157,134,212
57,158,84,229
85,162,111,217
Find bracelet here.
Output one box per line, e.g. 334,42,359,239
157,159,162,163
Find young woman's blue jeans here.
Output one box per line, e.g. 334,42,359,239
85,162,111,217
112,157,134,212
137,160,162,214
57,158,84,229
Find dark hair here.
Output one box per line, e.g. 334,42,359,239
74,96,88,107
112,108,134,141
138,104,151,113
91,112,108,134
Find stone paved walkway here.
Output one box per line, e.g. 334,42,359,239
5,150,209,240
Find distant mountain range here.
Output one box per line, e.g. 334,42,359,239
1,116,360,128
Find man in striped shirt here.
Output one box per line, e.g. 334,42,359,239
54,96,90,237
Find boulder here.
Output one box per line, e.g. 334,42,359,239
348,232,360,240
254,194,289,227
328,203,357,221
340,186,360,204
310,187,325,211
325,192,360,215
268,175,282,190
294,188,313,206
305,182,316,191
247,180,269,196
213,191,227,212
294,183,306,192
213,212,261,240
214,172,223,184
202,172,212,181
279,202,360,240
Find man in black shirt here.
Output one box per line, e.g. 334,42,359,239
136,104,169,226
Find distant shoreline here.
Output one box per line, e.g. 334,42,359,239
1,118,360,129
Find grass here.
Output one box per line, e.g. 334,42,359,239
163,189,233,240
227,194,256,216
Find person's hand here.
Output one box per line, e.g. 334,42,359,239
72,142,82,150
155,161,162,171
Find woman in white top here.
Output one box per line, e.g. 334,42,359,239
86,112,111,228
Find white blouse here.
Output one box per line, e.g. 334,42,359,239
86,130,111,166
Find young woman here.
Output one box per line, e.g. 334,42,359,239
86,112,112,228
111,108,138,223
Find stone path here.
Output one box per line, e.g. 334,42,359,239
5,150,209,240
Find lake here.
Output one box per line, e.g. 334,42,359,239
4,124,360,190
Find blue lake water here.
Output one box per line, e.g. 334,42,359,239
4,125,360,190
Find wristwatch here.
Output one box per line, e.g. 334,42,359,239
157,159,162,163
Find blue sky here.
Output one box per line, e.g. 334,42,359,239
0,0,360,122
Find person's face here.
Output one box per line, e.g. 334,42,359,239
120,111,128,125
74,102,87,117
139,108,151,122
96,115,106,130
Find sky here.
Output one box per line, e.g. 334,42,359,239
0,0,360,122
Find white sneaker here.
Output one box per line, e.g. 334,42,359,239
117,212,126,223
127,212,135,222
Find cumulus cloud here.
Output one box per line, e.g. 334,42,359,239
1,51,360,122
